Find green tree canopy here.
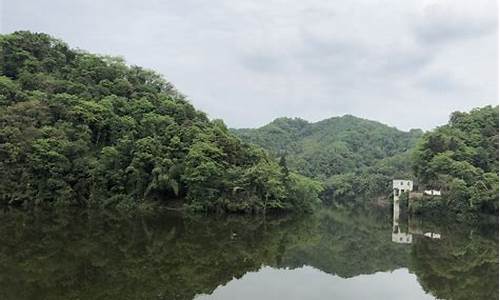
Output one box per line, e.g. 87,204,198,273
412,106,499,214
0,31,321,212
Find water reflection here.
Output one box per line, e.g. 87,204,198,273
0,207,497,300
392,200,442,244
392,198,413,244
196,267,433,300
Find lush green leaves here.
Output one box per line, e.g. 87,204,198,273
0,31,319,212
233,115,422,202
412,106,499,214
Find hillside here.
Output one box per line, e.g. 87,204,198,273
412,105,499,214
233,115,423,201
0,31,322,212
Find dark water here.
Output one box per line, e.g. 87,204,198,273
0,207,497,300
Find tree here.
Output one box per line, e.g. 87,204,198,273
0,31,322,212
412,106,499,214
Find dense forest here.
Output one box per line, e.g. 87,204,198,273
233,116,423,202
0,31,497,216
234,106,499,215
412,105,499,214
0,31,322,212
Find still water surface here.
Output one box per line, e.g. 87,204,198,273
0,207,497,300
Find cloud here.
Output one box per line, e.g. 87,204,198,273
415,72,467,94
1,0,497,131
414,0,498,44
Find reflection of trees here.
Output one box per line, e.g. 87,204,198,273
0,209,301,300
0,208,497,300
409,221,498,300
280,208,412,277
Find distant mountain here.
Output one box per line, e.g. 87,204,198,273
233,115,423,201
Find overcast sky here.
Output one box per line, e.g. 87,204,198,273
1,0,498,130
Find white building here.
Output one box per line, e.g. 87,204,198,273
424,190,441,196
393,179,413,195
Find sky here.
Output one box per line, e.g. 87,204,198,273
1,0,498,130
196,266,433,300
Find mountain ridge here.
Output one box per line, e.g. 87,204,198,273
232,114,423,201
233,114,422,134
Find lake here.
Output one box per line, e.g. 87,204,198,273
0,206,497,300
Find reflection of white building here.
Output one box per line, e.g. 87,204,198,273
423,232,441,239
391,180,442,244
392,231,413,244
392,181,414,244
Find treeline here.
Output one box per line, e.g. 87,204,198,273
233,115,423,203
234,107,498,215
0,31,322,212
412,105,499,214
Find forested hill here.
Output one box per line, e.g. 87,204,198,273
233,115,423,201
0,31,322,212
413,105,499,214
233,115,422,178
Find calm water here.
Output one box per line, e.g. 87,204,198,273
0,207,497,300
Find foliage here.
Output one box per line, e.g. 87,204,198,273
412,106,499,214
233,116,423,202
0,31,319,212
284,173,323,212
